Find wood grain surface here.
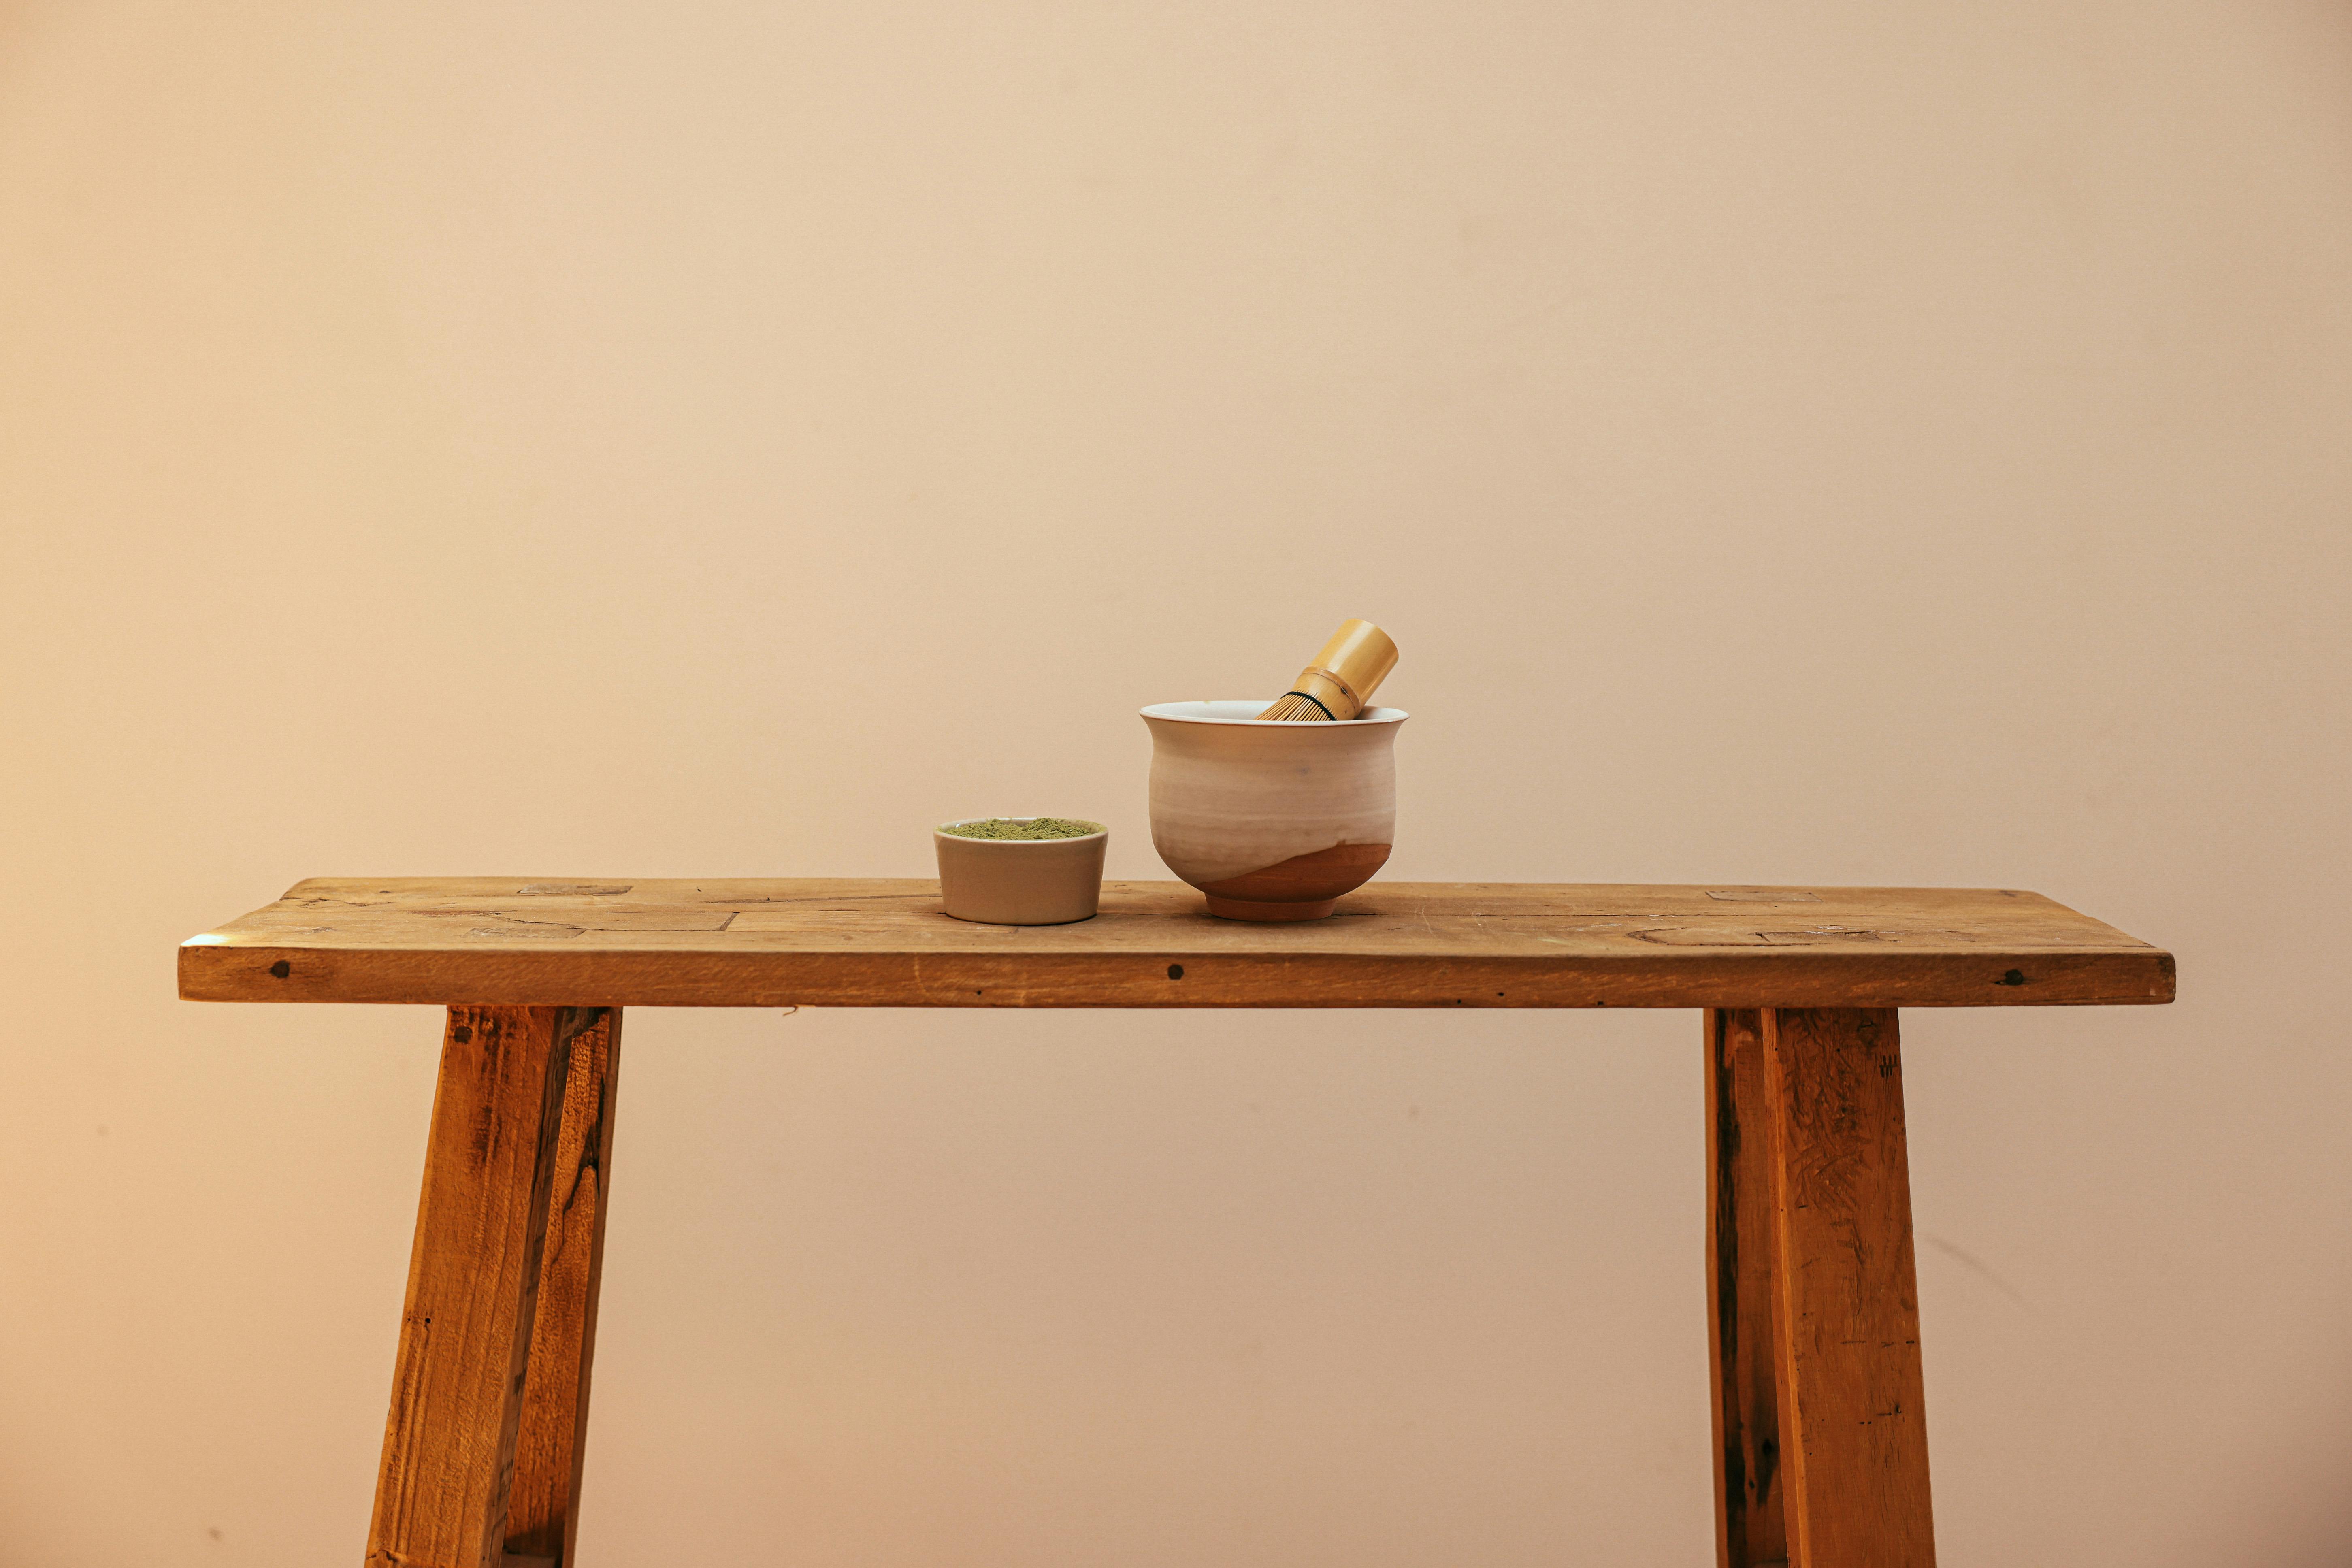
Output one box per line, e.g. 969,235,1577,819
1762,1008,1937,1567
1706,1008,1790,1568
367,1007,591,1568
503,1008,622,1565
179,879,2172,1009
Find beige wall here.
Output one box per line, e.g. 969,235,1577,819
4,2,2348,1562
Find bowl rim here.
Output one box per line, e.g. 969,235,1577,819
1139,699,1408,727
934,816,1110,844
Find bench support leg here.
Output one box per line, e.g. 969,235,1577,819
505,1006,623,1566
365,1006,623,1568
1706,1009,1791,1567
1706,1007,1936,1568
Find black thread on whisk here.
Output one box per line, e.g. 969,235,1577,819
1274,690,1336,719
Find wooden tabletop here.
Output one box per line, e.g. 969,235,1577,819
178,878,2173,1010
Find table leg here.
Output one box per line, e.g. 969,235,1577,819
365,1006,614,1568
1705,1009,1790,1567
505,1007,623,1566
1707,1008,1937,1567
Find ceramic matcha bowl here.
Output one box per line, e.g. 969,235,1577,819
1140,700,1406,921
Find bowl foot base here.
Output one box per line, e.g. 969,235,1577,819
1203,894,1337,922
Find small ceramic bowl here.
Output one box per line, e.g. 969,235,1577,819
934,819,1109,925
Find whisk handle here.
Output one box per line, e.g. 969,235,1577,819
1281,618,1398,720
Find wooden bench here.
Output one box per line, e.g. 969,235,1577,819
180,878,2173,1568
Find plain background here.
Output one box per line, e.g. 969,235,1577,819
2,2,2348,1563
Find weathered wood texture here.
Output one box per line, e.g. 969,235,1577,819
1706,1009,1789,1568
180,879,2172,1009
1762,1008,1937,1567
504,1008,622,1564
366,1007,594,1568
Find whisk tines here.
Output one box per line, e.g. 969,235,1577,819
1258,691,1335,722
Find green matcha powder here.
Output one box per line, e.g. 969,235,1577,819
939,817,1104,841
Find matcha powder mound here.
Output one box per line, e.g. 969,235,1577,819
939,817,1104,840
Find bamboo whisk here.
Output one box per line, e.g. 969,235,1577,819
1256,619,1399,721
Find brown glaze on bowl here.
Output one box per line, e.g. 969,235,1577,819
1196,841,1394,921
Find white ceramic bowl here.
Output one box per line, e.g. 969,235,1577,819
933,820,1108,925
1140,701,1406,921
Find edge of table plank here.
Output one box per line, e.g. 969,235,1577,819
179,879,2174,1009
